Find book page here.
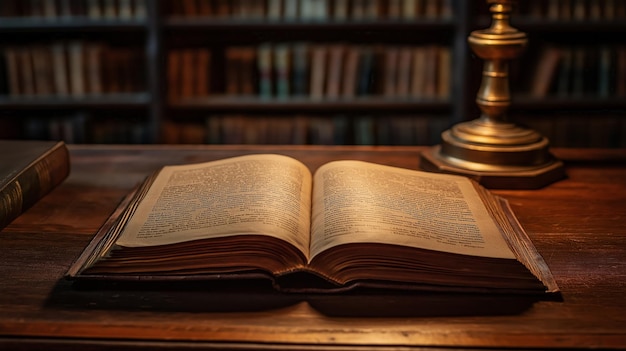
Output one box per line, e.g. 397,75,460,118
310,161,515,260
115,154,312,256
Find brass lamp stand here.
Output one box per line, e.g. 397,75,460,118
420,0,565,189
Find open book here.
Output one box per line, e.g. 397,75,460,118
67,154,559,295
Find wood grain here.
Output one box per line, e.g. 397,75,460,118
1,145,625,350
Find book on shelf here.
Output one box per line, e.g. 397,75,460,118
267,0,282,19
325,44,345,99
309,45,327,99
291,42,310,96
68,41,86,96
376,114,435,145
555,48,572,96
273,44,291,98
527,44,623,98
162,0,452,20
617,46,626,96
180,49,196,98
354,115,376,144
356,46,375,95
529,45,563,97
0,140,70,231
340,45,359,98
195,48,211,97
395,46,412,97
0,0,146,19
67,154,559,296
162,42,451,100
382,46,399,97
437,46,451,98
530,0,625,20
31,45,54,96
257,44,274,98
168,48,213,100
570,47,586,96
332,0,348,20
167,50,181,101
3,42,144,98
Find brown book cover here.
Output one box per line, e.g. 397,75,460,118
51,42,70,96
68,41,85,96
167,50,181,101
195,48,211,96
409,46,426,97
309,45,327,99
0,140,70,231
4,47,22,96
325,44,345,99
383,46,399,97
530,45,563,97
180,49,196,98
422,45,438,98
395,46,412,97
31,45,54,95
437,46,451,99
341,45,360,98
225,47,243,95
18,47,36,96
239,47,257,95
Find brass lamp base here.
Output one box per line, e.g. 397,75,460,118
419,145,565,189
419,0,566,189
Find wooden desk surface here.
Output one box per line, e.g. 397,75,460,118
1,145,626,350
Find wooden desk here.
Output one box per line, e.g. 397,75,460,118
1,145,625,350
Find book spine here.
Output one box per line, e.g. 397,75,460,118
0,142,70,230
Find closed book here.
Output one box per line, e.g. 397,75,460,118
309,45,328,99
530,45,563,97
291,43,310,96
4,47,21,96
51,42,70,96
31,45,54,96
325,44,345,99
18,47,36,96
0,140,70,231
167,50,181,101
341,45,360,98
273,44,291,98
257,44,274,98
68,41,85,96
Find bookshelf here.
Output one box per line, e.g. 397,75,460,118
0,0,155,143
161,0,463,145
0,0,624,147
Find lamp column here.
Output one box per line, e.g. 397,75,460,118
420,0,565,189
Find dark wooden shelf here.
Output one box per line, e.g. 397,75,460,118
164,17,456,30
475,16,626,33
516,19,626,32
162,18,457,43
2,1,623,145
0,94,151,109
0,18,148,32
512,95,626,111
168,96,451,113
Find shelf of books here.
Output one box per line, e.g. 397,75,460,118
0,0,147,21
0,0,153,143
160,0,460,145
1,0,622,147
164,0,453,21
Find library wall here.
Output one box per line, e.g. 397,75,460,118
0,0,625,147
